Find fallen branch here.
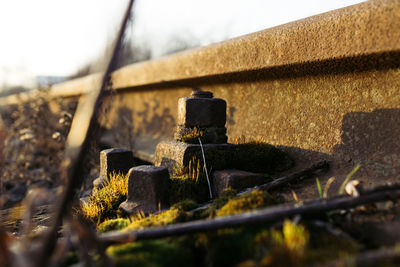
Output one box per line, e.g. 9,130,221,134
193,161,330,213
34,1,135,266
241,160,330,194
99,184,400,245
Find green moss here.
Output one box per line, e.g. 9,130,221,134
187,141,294,175
60,251,79,267
250,220,310,266
106,240,193,267
305,223,359,263
170,199,198,211
168,173,210,205
98,218,130,233
200,227,262,267
216,190,277,217
124,206,190,231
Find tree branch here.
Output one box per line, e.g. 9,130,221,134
100,185,400,245
34,1,135,266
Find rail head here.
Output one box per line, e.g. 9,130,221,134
0,0,399,105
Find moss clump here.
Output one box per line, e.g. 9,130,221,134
169,158,210,204
187,140,294,175
251,220,310,266
98,218,130,233
81,172,128,223
175,126,203,143
305,223,359,263
106,240,193,267
216,190,277,217
199,227,262,267
124,206,190,231
170,199,198,211
60,251,79,267
169,175,210,205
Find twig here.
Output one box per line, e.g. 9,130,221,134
34,1,135,266
99,184,400,245
198,137,213,199
240,160,330,194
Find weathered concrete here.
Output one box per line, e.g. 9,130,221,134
154,140,293,175
119,165,170,214
93,148,134,188
154,141,235,173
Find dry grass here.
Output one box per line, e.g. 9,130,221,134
1,89,77,188
81,172,128,223
172,156,202,181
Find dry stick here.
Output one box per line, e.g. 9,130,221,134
34,1,135,266
193,161,330,213
99,187,400,245
242,160,330,194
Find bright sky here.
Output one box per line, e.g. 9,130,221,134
0,0,364,87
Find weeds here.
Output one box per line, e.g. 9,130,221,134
1,89,77,194
338,164,361,195
172,156,202,181
176,126,203,143
316,178,323,198
216,190,277,217
323,177,335,198
81,172,128,223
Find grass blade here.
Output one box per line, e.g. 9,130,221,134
339,164,361,195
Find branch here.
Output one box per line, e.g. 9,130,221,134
34,1,135,266
240,160,330,195
99,185,400,245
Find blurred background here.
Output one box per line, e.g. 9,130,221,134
0,0,364,95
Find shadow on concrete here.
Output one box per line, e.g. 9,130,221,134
101,100,176,163
135,99,175,137
277,108,400,196
333,108,400,185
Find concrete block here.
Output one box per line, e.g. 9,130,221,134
93,148,134,188
119,165,170,214
154,140,293,174
212,170,265,197
154,140,235,173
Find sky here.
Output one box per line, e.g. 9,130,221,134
0,0,364,88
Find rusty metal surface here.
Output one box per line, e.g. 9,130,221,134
1,0,399,197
